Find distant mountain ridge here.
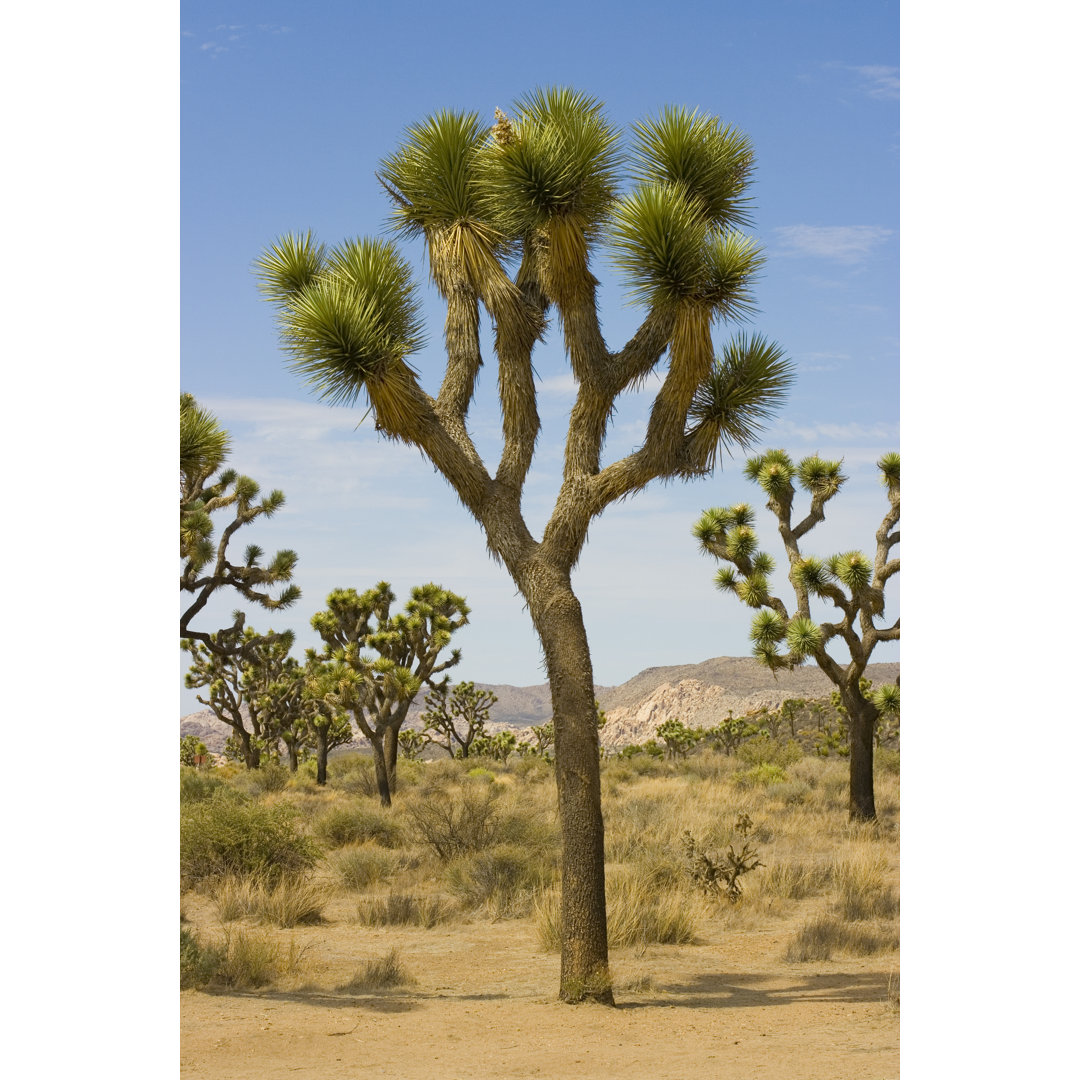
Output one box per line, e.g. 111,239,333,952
181,655,899,754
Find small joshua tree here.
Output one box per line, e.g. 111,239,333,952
310,582,468,804
694,450,900,820
655,718,701,759
420,680,498,759
180,394,301,657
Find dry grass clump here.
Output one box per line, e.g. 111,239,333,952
331,843,403,890
210,873,325,927
785,912,899,961
535,867,698,952
831,845,899,920
313,802,405,849
337,948,414,992
445,842,556,917
355,890,452,928
181,925,309,989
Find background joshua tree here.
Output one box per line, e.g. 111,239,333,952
180,393,301,656
420,680,498,759
694,449,900,820
309,582,468,803
256,89,793,1002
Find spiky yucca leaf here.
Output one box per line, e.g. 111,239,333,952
180,394,231,488
757,459,794,499
792,556,828,596
726,524,758,561
378,111,492,241
629,106,755,230
743,448,791,482
714,566,739,592
736,573,769,608
700,230,764,320
693,507,733,552
253,232,327,304
785,616,823,658
608,183,712,308
750,551,775,576
274,239,425,433
872,682,900,715
878,451,900,491
751,607,786,644
752,640,784,671
829,552,873,592
796,455,845,498
730,503,755,526
480,87,619,240
685,334,794,470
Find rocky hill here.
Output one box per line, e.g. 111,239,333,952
181,655,898,754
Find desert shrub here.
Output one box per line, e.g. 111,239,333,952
405,788,501,860
248,761,290,794
535,869,697,951
785,913,899,961
737,736,803,769
875,748,901,775
313,803,404,849
180,789,320,888
413,757,468,794
832,847,899,921
337,948,413,992
332,844,401,890
215,928,292,988
510,755,551,782
356,891,451,928
328,754,379,797
180,927,223,989
754,858,832,902
466,766,497,783
180,767,226,803
445,843,554,916
731,763,789,788
768,779,812,805
682,829,764,903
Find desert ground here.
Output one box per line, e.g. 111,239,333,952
181,750,899,1079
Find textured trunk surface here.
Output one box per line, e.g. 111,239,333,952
370,732,393,808
315,729,329,786
525,566,612,1005
845,691,877,821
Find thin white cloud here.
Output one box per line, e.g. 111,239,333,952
771,418,899,447
852,65,900,101
773,225,893,264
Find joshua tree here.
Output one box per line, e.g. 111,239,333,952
180,394,301,656
243,632,314,772
256,89,792,1002
420,680,498,759
694,449,900,820
655,717,701,759
298,657,357,784
309,582,468,803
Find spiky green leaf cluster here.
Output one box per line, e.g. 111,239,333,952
796,455,845,498
629,106,755,230
785,616,822,658
686,335,794,469
828,551,872,592
877,451,900,491
792,557,829,596
480,87,620,239
751,608,786,644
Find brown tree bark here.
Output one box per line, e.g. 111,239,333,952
844,689,878,822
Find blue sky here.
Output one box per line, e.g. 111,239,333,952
179,1,900,710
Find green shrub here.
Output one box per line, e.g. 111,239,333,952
465,767,497,783
180,927,223,989
731,762,789,788
180,789,320,888
313,803,403,849
445,843,554,916
180,767,226,803
248,761,290,794
332,844,401,891
327,754,379,797
737,735,803,769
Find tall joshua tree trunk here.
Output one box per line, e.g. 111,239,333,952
842,686,878,822
525,566,612,1004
